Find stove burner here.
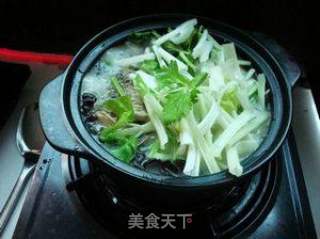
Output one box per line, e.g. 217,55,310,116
64,155,281,239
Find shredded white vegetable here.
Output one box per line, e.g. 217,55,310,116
228,112,269,146
83,18,271,177
143,95,168,149
154,19,197,45
136,70,158,89
183,145,201,176
257,74,266,109
180,118,193,145
226,146,243,177
201,64,225,91
192,29,208,58
236,139,259,158
186,112,220,174
198,98,219,134
152,45,167,67
114,52,155,66
212,111,255,157
156,47,188,71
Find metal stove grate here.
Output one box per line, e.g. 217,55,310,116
65,154,280,239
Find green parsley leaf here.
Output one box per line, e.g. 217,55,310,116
128,30,160,45
110,136,138,163
181,25,203,51
155,61,190,88
162,89,194,124
139,60,160,74
178,51,196,72
102,96,134,130
192,71,208,87
162,41,184,55
99,129,138,163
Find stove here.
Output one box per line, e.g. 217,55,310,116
64,150,279,238
9,127,316,239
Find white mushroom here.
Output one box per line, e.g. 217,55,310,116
95,111,115,126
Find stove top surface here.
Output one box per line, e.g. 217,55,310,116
12,130,317,239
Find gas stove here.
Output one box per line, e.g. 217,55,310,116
0,63,319,239
10,130,317,239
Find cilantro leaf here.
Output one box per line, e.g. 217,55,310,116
190,87,200,102
162,89,194,124
192,71,208,87
128,30,160,45
101,96,134,131
139,60,160,74
178,51,196,72
98,95,136,162
110,137,138,163
99,128,127,144
99,129,138,163
155,61,190,88
103,96,133,118
162,41,184,55
181,25,203,51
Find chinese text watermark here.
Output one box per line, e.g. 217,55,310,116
128,213,192,230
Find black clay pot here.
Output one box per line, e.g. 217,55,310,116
39,14,300,211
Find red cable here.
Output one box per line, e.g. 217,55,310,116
0,48,73,65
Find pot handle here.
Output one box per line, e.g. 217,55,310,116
39,75,89,157
251,32,301,87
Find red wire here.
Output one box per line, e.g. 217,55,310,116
0,48,73,65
